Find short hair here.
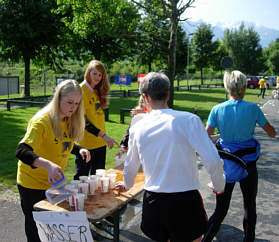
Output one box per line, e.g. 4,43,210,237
139,72,170,101
223,70,247,98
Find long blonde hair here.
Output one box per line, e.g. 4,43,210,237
33,79,85,142
84,60,110,108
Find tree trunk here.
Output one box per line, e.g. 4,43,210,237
24,56,31,97
167,2,178,108
200,68,204,85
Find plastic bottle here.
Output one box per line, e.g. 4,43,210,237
45,176,76,205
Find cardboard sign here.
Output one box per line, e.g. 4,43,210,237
33,211,94,242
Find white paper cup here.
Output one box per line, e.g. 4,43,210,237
107,173,117,189
68,188,78,207
79,176,89,183
70,180,81,189
96,169,106,176
78,182,89,198
88,178,97,195
100,177,110,193
96,174,103,189
74,193,85,211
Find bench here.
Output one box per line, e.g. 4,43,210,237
7,100,47,111
120,109,132,124
110,90,127,97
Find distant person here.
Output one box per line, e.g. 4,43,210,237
74,60,119,180
203,71,276,242
16,79,91,242
116,72,225,242
276,76,279,89
117,96,146,158
257,76,266,98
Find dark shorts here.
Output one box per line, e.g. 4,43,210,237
141,189,208,242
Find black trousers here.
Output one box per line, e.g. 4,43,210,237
203,163,258,242
74,145,106,180
17,184,46,242
258,88,266,98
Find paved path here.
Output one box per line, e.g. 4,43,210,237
1,96,278,242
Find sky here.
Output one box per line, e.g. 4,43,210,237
184,0,279,30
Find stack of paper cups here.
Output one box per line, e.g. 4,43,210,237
100,177,110,193
107,173,117,189
68,188,78,207
79,176,89,183
74,193,85,211
96,169,106,189
78,182,89,198
70,180,81,189
88,176,98,195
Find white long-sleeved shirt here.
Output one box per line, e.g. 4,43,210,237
123,109,225,193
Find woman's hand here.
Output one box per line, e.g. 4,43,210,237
114,181,127,194
47,162,64,185
116,146,127,158
33,157,64,185
103,134,120,149
79,148,91,163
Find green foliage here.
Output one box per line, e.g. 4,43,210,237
191,23,218,83
0,0,66,96
264,39,279,75
57,0,140,63
223,23,264,75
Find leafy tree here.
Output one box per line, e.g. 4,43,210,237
57,0,140,65
131,0,196,107
0,0,65,96
223,23,264,75
264,39,279,75
210,39,228,73
191,23,217,84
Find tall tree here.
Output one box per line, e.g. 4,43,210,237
0,0,65,96
57,0,140,65
191,23,217,84
131,0,196,107
264,39,279,75
223,23,264,75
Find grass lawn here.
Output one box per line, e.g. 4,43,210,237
0,86,272,191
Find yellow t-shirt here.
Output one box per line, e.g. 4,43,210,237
259,78,266,88
78,81,106,150
276,77,279,88
17,112,74,190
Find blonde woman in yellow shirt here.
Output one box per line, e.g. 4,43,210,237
74,60,119,180
16,79,91,242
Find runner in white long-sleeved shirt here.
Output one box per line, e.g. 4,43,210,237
116,72,225,242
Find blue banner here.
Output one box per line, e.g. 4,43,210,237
115,75,131,85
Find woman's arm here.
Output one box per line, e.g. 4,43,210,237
15,142,64,184
262,122,276,138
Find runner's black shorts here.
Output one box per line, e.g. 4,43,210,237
141,189,208,242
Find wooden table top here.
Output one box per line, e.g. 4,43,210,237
34,165,145,222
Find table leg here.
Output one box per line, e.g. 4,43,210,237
113,209,120,242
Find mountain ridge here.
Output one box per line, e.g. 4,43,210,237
182,20,279,48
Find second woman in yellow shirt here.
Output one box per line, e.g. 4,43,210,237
74,60,119,179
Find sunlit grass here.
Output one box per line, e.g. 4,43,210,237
0,86,272,188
